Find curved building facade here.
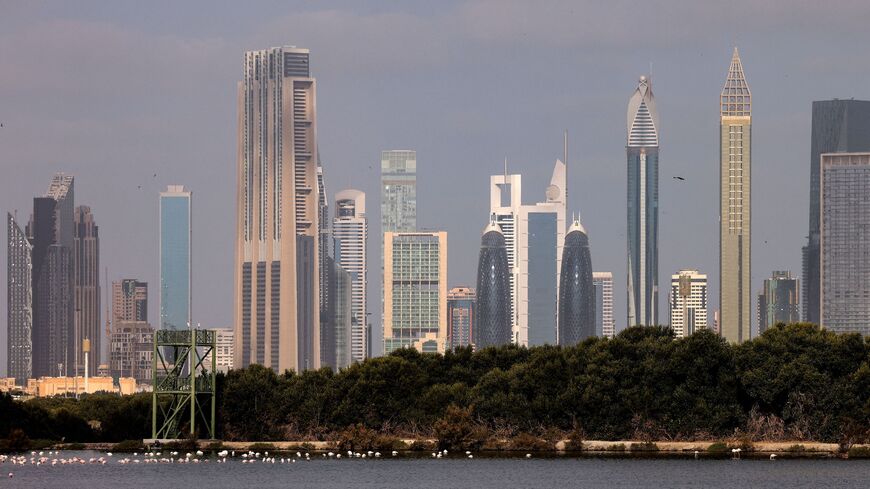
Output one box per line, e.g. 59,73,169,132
475,223,512,348
558,220,595,345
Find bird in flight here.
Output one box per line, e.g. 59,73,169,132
673,176,685,181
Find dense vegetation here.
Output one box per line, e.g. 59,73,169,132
2,324,869,449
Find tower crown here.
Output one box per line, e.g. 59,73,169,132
627,75,659,147
721,47,751,117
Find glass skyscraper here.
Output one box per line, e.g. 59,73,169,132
719,48,752,343
757,271,799,334
447,287,475,349
626,75,659,327
475,222,512,348
159,185,191,331
73,205,100,376
802,100,870,324
333,189,367,362
558,219,595,345
7,212,33,383
820,152,870,335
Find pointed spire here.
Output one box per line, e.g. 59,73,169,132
721,47,751,117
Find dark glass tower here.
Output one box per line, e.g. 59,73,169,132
475,222,512,348
803,100,870,324
558,219,595,345
626,75,659,327
7,212,33,383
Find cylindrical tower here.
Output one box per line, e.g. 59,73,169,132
558,219,595,345
475,222,512,348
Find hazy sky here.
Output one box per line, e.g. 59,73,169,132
3,1,870,371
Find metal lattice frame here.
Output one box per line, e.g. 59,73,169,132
152,329,216,440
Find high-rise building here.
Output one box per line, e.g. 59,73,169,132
489,160,566,346
475,222,512,349
112,279,147,323
669,269,708,338
383,231,447,354
7,212,33,383
109,320,153,384
626,76,659,328
803,100,870,324
820,152,870,335
30,174,75,378
333,189,367,362
719,48,752,344
316,165,331,369
331,260,353,370
380,150,417,358
215,329,235,373
447,287,475,349
73,206,100,376
159,185,191,331
558,219,595,345
235,46,322,373
757,271,799,334
592,272,615,338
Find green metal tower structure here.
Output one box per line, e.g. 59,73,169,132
152,329,216,440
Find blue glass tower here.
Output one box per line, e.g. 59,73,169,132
626,75,659,327
558,219,595,345
160,185,191,331
475,221,512,348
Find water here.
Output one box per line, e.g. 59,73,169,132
3,451,870,488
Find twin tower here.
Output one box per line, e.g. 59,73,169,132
475,152,595,349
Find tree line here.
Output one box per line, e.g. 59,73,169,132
2,323,869,447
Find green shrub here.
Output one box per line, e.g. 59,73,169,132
606,443,626,451
433,405,486,451
785,444,806,452
508,432,551,451
847,446,870,459
707,442,729,453
629,442,659,452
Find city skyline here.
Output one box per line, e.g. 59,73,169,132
3,2,870,372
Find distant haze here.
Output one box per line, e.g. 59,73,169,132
2,1,870,372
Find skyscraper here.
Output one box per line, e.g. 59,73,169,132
159,185,190,331
558,219,595,345
380,150,417,358
719,48,752,344
112,279,147,323
235,46,321,372
626,75,659,328
475,222,512,349
757,271,799,334
333,189,367,362
447,287,475,349
383,231,447,354
592,272,615,338
7,212,33,383
803,100,870,324
316,165,331,368
820,152,870,335
73,206,100,376
489,160,566,346
331,260,353,369
669,269,708,338
30,174,75,378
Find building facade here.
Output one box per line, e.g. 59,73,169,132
332,261,353,369
803,99,870,324
109,320,153,384
669,269,708,338
626,76,659,328
234,46,322,372
74,206,100,376
159,185,191,332
489,160,566,346
7,212,33,383
820,152,870,335
719,48,752,343
757,270,799,334
333,189,367,362
447,287,475,349
475,222,512,349
30,174,75,378
215,329,235,373
112,279,148,323
592,272,615,338
383,231,447,354
558,219,595,345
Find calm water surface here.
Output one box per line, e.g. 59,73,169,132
3,451,869,488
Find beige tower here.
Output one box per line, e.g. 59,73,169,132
234,46,321,372
719,48,752,343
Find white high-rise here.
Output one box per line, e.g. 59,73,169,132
592,272,615,338
333,189,368,363
669,269,708,338
489,160,566,346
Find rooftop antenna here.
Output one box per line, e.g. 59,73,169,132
503,156,508,181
